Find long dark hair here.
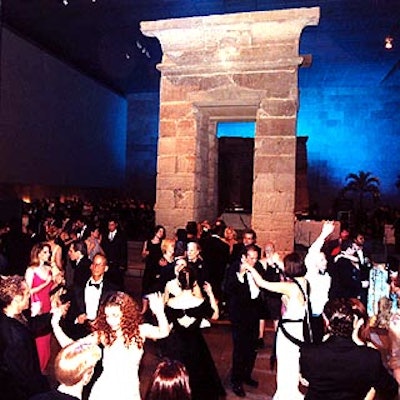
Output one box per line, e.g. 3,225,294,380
145,358,191,400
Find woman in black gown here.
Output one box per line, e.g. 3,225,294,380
165,267,226,400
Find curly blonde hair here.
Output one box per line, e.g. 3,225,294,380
91,292,144,349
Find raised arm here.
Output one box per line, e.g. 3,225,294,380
140,292,170,340
203,282,219,320
51,306,75,347
245,264,292,296
308,221,336,255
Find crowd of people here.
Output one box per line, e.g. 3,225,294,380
1,196,400,399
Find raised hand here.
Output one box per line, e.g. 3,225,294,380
321,220,336,238
148,292,165,314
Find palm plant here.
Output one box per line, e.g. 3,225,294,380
343,171,380,212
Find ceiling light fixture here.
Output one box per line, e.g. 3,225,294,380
385,36,394,50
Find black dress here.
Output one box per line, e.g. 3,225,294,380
141,241,163,296
259,263,283,320
165,302,226,400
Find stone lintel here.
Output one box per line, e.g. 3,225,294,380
141,7,320,48
156,58,305,77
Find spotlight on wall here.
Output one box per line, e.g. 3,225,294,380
385,36,394,50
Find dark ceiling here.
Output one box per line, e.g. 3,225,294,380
2,0,400,96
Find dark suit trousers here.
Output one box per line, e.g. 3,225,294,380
231,319,258,385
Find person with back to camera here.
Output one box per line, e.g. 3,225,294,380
29,341,102,400
51,291,170,400
300,298,397,400
257,240,284,355
164,267,225,400
145,358,191,400
0,275,68,400
245,251,311,400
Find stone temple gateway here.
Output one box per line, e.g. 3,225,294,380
141,7,320,253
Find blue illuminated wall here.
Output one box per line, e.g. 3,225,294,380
298,84,400,214
0,28,127,190
126,92,159,201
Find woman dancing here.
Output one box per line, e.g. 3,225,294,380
51,292,169,400
164,267,225,400
246,252,310,400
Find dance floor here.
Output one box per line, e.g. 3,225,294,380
47,242,278,399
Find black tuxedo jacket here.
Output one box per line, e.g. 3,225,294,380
72,256,92,287
0,312,50,400
102,230,128,270
63,278,118,339
225,260,263,324
300,336,397,399
200,235,230,299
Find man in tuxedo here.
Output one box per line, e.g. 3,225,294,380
62,254,118,340
200,224,230,304
300,298,397,399
225,244,263,397
230,228,262,264
101,217,127,290
66,240,92,288
353,232,372,308
74,217,89,241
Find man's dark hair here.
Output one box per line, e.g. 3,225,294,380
71,240,88,257
323,298,354,338
242,228,257,240
242,244,259,258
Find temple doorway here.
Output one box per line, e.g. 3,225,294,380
218,137,254,215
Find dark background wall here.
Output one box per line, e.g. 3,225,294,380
0,29,127,191
126,92,159,201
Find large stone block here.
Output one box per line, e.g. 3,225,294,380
233,71,296,96
256,117,297,137
157,155,177,174
253,192,294,214
176,119,197,137
176,155,196,173
159,102,194,120
253,155,295,174
175,137,197,155
156,174,196,191
159,120,177,137
157,137,176,155
254,136,295,155
260,99,298,117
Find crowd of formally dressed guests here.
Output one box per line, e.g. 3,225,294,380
1,196,400,399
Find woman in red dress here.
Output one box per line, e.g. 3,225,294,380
25,242,55,372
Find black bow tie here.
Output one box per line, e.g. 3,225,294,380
89,281,101,289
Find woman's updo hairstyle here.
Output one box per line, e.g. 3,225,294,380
177,267,196,291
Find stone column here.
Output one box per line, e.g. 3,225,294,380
142,7,319,252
